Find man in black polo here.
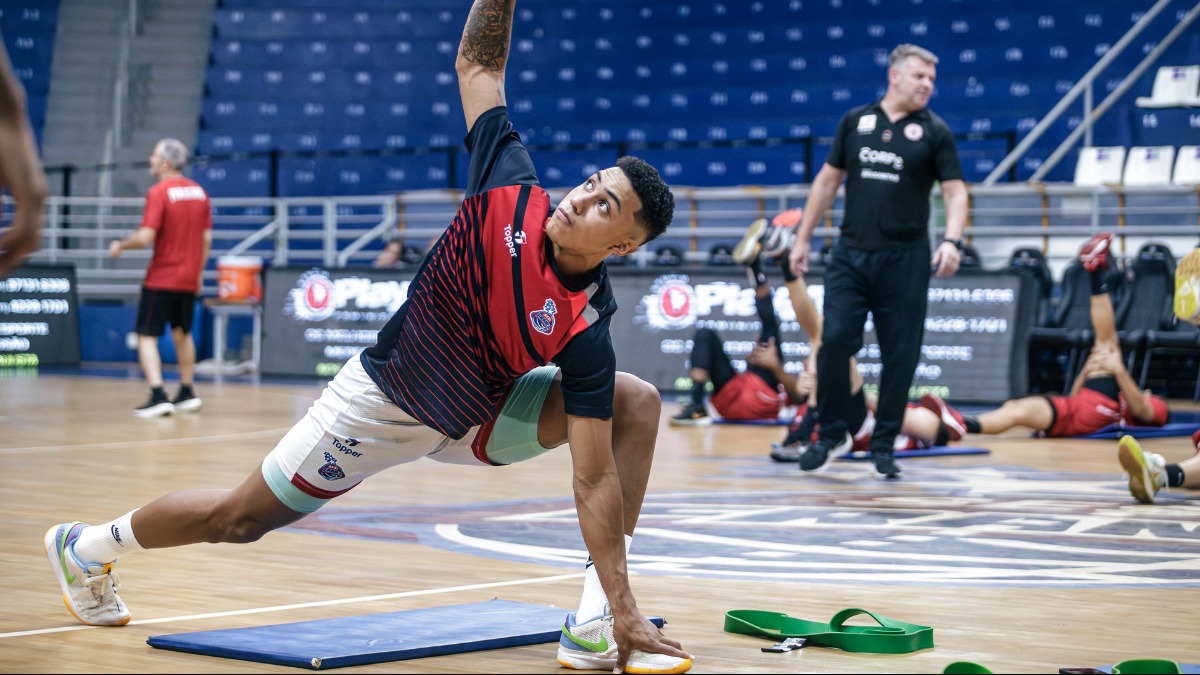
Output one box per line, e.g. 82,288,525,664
788,43,968,478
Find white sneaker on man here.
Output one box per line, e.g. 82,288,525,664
557,610,692,674
44,522,131,626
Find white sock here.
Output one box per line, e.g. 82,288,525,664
577,534,633,620
73,510,144,566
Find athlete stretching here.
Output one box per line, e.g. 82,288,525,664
44,3,691,673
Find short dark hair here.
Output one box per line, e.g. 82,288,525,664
617,155,673,243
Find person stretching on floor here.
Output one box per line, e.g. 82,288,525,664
920,233,1169,440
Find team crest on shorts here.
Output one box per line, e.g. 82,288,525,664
530,299,557,335
317,452,346,481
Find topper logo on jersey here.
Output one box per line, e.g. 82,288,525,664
285,268,410,322
859,146,905,170
530,299,557,335
503,224,527,258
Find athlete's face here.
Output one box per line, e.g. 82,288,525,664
888,56,936,112
547,168,646,258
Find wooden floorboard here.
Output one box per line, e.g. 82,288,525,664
3,369,1199,673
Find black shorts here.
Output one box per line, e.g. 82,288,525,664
135,287,197,336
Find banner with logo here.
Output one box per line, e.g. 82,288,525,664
609,268,1029,404
261,265,1029,404
261,267,411,377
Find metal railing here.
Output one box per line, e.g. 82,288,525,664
14,182,1199,301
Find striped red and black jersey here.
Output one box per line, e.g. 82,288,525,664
361,107,618,439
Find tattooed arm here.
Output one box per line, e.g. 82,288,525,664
456,0,516,132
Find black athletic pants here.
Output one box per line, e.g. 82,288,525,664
815,240,930,453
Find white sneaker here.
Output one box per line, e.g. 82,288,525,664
1117,436,1167,504
557,611,692,674
44,522,131,626
731,218,769,265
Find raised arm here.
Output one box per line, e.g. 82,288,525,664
456,0,515,132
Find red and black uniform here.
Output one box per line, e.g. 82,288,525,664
1041,376,1169,437
362,107,617,439
135,176,211,336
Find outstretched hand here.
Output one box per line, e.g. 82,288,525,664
612,609,692,674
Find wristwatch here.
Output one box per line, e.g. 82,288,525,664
943,238,964,251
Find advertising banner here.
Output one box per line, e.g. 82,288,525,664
0,263,81,367
609,268,1028,404
261,265,1029,404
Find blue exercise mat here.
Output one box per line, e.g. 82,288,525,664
840,446,991,461
715,417,789,425
147,599,664,670
1077,422,1200,440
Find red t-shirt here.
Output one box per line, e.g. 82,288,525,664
141,176,211,293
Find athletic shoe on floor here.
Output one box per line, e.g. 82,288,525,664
872,449,902,479
1117,435,1167,504
918,393,967,441
44,522,131,626
1174,246,1200,324
731,218,769,265
1079,232,1114,272
769,441,809,463
171,388,203,413
798,432,852,472
669,403,712,426
557,611,693,674
134,391,173,418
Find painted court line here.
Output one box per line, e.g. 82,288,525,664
1,572,584,639
0,427,294,455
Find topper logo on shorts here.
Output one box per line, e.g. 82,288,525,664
288,464,1200,587
331,436,363,457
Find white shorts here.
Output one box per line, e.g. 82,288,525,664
262,354,557,513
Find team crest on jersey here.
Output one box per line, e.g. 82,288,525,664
530,299,557,335
904,123,924,141
317,452,346,481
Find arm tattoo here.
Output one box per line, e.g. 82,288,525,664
461,0,514,71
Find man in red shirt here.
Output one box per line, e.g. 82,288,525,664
109,139,212,417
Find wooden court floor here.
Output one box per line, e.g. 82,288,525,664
3,368,1199,673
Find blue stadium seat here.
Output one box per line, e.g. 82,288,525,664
195,157,272,199
195,0,1162,194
